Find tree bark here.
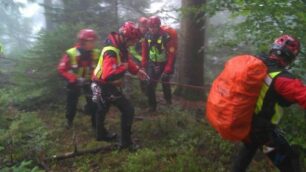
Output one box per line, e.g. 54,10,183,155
175,0,206,100
44,0,55,31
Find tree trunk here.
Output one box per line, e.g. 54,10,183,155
175,0,206,100
43,0,55,31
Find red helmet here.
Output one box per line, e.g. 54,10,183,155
119,21,141,42
148,16,161,28
138,17,149,27
77,29,98,41
270,34,300,64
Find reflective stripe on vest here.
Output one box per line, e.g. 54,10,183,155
66,47,100,79
255,71,282,124
148,36,167,62
93,46,121,79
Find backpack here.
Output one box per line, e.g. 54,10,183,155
206,55,268,141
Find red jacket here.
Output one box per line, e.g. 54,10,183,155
57,46,99,83
92,32,140,84
274,76,306,109
142,26,177,74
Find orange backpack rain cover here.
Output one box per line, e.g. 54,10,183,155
206,55,267,141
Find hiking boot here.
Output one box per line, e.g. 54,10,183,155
96,132,117,142
114,143,140,152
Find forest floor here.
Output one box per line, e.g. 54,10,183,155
34,91,278,172
0,58,293,171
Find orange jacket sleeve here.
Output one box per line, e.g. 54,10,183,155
162,26,177,74
128,56,140,75
101,51,127,81
57,54,77,83
274,76,306,109
164,39,177,74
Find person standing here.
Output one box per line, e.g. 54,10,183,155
142,16,177,112
231,35,305,172
58,29,99,129
91,22,148,149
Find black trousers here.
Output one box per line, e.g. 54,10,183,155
95,84,134,146
132,58,146,94
146,62,172,110
231,116,301,172
66,83,97,127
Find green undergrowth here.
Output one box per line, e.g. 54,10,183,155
1,78,305,171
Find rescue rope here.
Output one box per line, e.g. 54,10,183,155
126,74,210,91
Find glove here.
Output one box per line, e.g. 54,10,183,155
77,77,86,86
161,73,171,82
68,76,77,84
137,68,150,81
91,82,102,103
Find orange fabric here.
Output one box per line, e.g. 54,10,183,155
206,55,267,141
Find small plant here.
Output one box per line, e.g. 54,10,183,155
0,112,51,163
125,148,158,172
1,160,43,172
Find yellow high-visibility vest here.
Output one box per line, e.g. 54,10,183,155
147,36,167,62
129,45,142,62
66,47,100,79
93,46,121,79
255,71,283,124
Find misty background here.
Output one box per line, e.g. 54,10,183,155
1,0,306,171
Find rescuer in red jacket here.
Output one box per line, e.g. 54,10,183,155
58,29,100,129
91,22,148,149
142,16,177,112
232,35,306,172
128,17,149,94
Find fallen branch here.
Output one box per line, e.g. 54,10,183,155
134,115,146,120
44,145,115,161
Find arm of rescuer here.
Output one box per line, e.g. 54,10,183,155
57,53,77,84
274,76,306,109
164,35,177,74
101,50,144,81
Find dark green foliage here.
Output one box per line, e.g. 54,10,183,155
1,0,305,171
0,112,51,164
281,106,306,149
1,160,43,172
205,0,306,83
206,0,306,54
